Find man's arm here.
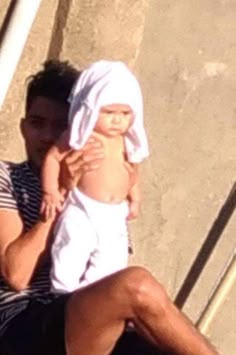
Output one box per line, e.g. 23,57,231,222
0,137,104,291
0,209,54,291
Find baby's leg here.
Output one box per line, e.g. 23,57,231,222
80,230,129,286
74,195,129,286
51,204,97,293
80,207,129,286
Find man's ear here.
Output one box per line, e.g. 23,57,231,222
20,118,26,138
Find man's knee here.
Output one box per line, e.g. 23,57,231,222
121,266,169,316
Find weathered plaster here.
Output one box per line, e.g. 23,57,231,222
0,1,235,353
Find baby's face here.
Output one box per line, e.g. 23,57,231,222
95,104,133,137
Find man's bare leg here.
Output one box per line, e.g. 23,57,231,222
130,269,218,355
65,267,218,355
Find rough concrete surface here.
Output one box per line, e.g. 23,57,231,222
59,0,148,70
0,0,59,161
0,0,11,27
0,1,236,354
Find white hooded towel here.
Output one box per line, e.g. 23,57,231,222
68,60,149,163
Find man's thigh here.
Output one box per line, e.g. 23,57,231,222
112,330,165,355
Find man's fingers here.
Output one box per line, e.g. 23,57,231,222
64,146,103,166
81,150,104,163
60,137,104,191
84,138,102,149
63,149,83,164
124,161,135,174
44,205,50,221
65,151,104,174
49,205,57,220
40,202,45,215
81,158,104,172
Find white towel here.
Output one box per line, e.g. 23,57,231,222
68,60,149,163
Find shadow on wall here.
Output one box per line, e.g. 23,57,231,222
0,1,16,44
47,0,72,60
175,181,236,310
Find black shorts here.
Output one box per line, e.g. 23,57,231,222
0,296,163,355
0,295,69,355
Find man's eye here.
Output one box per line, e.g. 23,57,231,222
55,123,68,133
57,122,68,130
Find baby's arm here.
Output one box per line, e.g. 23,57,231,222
41,129,70,220
127,164,141,220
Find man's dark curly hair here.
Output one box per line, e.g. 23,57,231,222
25,59,80,112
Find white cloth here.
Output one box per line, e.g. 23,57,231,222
68,60,149,163
51,188,129,293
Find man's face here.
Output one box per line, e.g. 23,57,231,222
21,96,69,173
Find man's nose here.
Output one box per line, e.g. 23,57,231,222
41,126,57,144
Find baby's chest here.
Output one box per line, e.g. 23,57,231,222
82,156,131,188
102,155,130,176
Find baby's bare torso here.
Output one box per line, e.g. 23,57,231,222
77,135,131,203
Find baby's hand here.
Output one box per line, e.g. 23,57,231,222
40,191,64,221
127,200,140,221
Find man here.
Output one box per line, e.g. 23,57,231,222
0,60,218,355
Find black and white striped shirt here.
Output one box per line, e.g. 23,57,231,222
0,160,134,336
0,161,55,336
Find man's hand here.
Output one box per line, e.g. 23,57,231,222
60,135,104,193
127,200,140,221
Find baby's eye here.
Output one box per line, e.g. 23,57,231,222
104,110,114,115
122,111,132,118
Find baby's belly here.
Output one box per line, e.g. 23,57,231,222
78,165,130,203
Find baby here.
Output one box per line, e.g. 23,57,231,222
41,60,149,293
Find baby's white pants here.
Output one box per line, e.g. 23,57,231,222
51,188,129,293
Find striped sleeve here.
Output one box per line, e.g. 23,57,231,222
0,162,17,210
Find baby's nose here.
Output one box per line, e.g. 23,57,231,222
112,114,122,123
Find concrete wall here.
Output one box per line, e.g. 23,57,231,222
0,0,59,160
0,1,235,353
